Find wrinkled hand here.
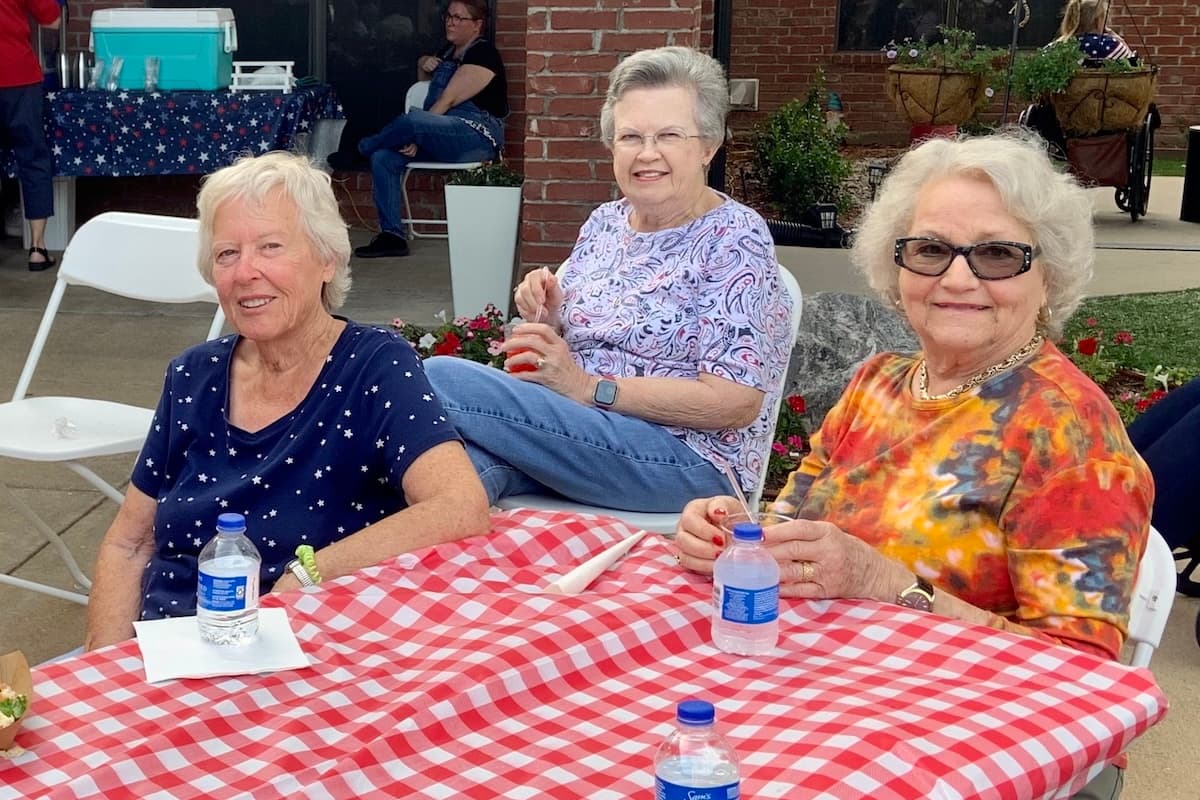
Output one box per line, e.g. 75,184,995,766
399,143,418,157
513,267,562,329
502,322,591,401
674,496,742,575
760,518,882,600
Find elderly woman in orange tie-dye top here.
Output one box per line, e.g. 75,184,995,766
677,130,1151,662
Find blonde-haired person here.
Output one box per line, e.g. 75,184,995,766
676,131,1150,798
85,151,488,650
1055,0,1135,61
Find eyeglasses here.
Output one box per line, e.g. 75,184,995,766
612,129,704,151
443,12,478,23
894,237,1039,280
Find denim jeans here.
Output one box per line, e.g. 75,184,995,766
366,111,498,238
1126,374,1200,550
0,83,54,220
423,357,728,510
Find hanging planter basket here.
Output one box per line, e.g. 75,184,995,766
1050,66,1157,136
885,66,985,126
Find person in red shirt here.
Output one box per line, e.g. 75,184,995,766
1,0,61,270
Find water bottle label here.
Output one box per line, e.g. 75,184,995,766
718,583,778,625
654,778,739,800
198,572,250,612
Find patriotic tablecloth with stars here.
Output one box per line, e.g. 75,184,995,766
1,85,342,178
0,510,1166,799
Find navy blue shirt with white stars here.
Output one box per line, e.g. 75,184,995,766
131,321,461,619
1077,33,1135,61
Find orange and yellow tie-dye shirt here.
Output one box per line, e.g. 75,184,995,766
771,341,1152,661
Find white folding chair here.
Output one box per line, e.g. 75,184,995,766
0,212,225,605
1126,525,1176,669
399,81,484,239
496,265,805,535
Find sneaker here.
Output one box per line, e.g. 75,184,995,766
354,232,409,259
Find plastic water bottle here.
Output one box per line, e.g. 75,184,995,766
653,699,740,799
712,522,780,655
197,512,261,645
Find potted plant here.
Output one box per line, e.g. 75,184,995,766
750,73,852,247
443,161,524,318
1011,38,1155,136
883,27,1007,126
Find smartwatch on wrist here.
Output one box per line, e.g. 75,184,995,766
593,377,619,408
896,576,935,612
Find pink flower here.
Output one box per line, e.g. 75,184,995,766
787,435,805,448
1112,331,1134,345
771,442,788,455
487,340,504,356
1085,317,1099,328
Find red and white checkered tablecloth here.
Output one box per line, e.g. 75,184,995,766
0,509,1167,799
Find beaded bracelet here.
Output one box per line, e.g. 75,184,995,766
294,544,321,584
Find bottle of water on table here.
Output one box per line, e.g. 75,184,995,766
197,512,261,645
712,521,780,655
654,698,740,799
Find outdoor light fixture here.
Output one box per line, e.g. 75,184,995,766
867,161,887,201
816,203,838,230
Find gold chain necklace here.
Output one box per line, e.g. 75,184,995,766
917,334,1044,400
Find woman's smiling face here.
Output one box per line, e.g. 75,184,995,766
899,173,1046,370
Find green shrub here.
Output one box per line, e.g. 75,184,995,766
751,74,851,222
444,161,524,187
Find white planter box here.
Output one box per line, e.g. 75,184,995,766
444,184,522,317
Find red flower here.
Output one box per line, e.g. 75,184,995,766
771,442,788,455
1112,331,1134,345
433,331,461,355
786,395,806,414
1085,317,1099,328
1135,398,1152,413
1146,389,1167,404
467,316,491,331
1075,337,1099,356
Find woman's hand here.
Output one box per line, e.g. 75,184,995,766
675,496,742,575
513,267,562,330
503,322,592,402
761,518,887,600
419,55,442,74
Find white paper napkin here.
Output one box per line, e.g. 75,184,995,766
133,607,309,683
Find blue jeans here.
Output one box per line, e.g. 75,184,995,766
0,83,54,220
423,357,727,511
365,110,498,238
1127,375,1200,550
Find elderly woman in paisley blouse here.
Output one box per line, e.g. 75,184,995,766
678,131,1151,667
85,152,489,650
423,46,794,511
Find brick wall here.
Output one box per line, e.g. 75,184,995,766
519,0,703,270
726,0,1200,153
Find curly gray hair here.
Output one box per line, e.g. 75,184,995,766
850,129,1093,339
599,46,729,148
196,151,352,311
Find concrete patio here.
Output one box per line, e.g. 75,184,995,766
1,178,1198,798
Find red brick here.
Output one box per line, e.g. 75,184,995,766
529,118,597,138
551,10,620,29
544,181,612,202
545,96,606,116
621,9,701,29
599,32,677,52
526,32,597,53
528,74,598,95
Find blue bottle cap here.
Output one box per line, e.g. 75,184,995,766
677,699,715,725
216,512,246,533
731,522,763,541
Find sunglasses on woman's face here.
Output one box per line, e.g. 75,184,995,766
894,237,1039,280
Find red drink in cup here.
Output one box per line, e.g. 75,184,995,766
504,322,537,373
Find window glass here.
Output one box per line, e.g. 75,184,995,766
837,1,1062,51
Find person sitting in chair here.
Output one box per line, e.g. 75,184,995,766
351,0,507,260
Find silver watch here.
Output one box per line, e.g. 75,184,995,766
286,558,316,587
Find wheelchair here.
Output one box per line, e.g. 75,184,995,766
1019,102,1159,223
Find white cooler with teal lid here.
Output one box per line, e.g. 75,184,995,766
90,8,237,91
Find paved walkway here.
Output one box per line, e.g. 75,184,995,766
0,179,1197,799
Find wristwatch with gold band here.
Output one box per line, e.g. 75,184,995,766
896,576,935,612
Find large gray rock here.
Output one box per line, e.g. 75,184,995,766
784,291,918,425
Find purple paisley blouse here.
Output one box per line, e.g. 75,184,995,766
557,194,795,491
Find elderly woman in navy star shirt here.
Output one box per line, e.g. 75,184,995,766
84,151,489,650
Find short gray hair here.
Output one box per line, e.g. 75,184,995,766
196,151,352,311
850,129,1093,339
600,46,729,147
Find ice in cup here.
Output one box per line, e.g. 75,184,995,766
503,320,537,373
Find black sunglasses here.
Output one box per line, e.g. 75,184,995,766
894,237,1039,281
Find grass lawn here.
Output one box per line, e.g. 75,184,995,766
1153,156,1185,177
1062,289,1200,375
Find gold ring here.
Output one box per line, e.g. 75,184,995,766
800,561,815,582
536,357,546,369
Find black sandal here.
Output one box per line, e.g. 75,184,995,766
1177,537,1200,598
28,246,56,272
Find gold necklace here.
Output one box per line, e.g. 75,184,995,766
917,334,1044,400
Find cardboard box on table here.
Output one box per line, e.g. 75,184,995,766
89,8,237,91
